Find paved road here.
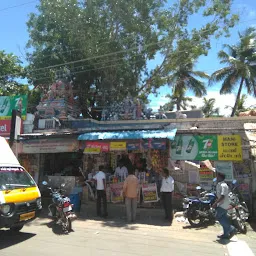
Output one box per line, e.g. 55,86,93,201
0,216,255,256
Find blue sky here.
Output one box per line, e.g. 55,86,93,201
0,0,256,116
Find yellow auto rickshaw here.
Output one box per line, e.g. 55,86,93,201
0,136,42,232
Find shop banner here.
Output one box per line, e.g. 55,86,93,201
199,167,214,183
214,161,234,181
233,160,252,178
0,120,11,136
238,183,250,201
110,182,124,203
0,95,28,120
218,135,243,161
84,148,101,154
85,141,109,152
141,183,159,203
171,135,218,161
21,138,79,154
151,139,166,150
127,141,141,151
110,142,126,151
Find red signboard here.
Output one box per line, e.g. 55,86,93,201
0,120,11,136
85,141,109,152
0,120,23,136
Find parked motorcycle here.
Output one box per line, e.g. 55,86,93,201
228,180,249,234
183,185,217,227
42,181,76,232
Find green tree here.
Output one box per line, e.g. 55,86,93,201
201,97,219,117
167,60,209,110
225,94,253,116
0,50,28,96
25,0,238,118
210,27,256,117
139,0,239,95
162,91,194,111
26,0,162,117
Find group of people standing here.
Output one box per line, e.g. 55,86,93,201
92,163,175,224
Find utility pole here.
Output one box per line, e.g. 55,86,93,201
9,109,21,157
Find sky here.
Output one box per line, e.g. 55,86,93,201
0,0,256,116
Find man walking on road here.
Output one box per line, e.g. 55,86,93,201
160,168,174,224
212,172,236,240
93,165,108,218
123,169,139,223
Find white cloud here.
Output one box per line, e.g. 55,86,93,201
149,91,256,116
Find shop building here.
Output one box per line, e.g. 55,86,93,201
18,116,256,213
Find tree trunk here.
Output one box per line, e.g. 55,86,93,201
176,101,181,111
231,77,244,117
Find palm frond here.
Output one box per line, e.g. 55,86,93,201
209,67,234,86
223,44,237,58
187,75,207,97
189,71,209,79
220,71,240,94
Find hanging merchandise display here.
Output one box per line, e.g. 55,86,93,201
141,183,159,203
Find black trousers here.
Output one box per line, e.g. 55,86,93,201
162,192,173,221
97,190,108,216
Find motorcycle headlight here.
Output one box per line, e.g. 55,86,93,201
36,198,42,208
0,204,13,215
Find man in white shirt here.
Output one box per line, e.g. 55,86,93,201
93,165,108,218
160,168,174,224
212,172,236,239
114,160,128,182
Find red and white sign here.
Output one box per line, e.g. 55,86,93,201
85,141,109,152
0,120,23,137
0,120,11,136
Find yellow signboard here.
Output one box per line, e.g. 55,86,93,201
110,142,126,151
83,148,101,154
218,135,242,161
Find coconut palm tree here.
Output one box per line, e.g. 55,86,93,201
225,94,253,116
201,97,219,117
162,92,193,111
167,62,209,110
210,27,256,117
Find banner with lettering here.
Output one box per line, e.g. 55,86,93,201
141,183,159,203
171,134,242,161
217,135,242,161
110,182,124,203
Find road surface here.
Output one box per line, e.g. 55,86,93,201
0,216,255,256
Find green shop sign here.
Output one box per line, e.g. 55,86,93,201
0,95,28,120
171,135,218,161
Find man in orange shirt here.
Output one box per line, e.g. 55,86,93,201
123,169,139,223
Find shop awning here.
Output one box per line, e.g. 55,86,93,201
78,129,177,141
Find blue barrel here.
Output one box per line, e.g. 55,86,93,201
69,193,81,212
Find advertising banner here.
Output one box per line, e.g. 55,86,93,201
233,160,252,178
218,135,243,161
171,135,218,161
110,142,126,151
0,120,11,136
199,167,214,182
85,141,109,152
0,95,28,120
0,120,23,137
171,134,242,161
21,138,79,154
84,148,101,154
141,183,159,203
127,141,141,151
214,161,234,181
110,182,124,203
